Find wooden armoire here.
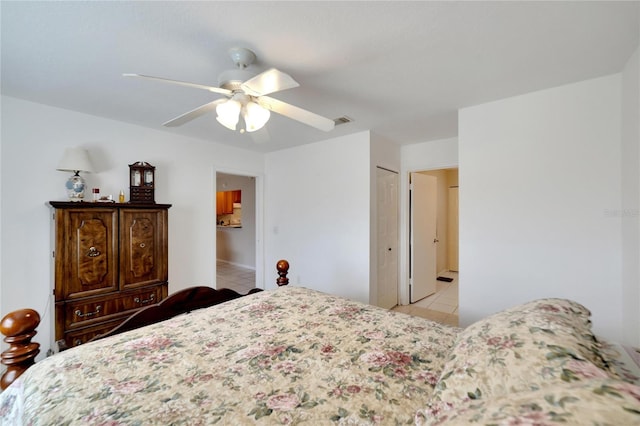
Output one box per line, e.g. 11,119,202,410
49,201,171,350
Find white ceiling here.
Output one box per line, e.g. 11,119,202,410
2,1,638,153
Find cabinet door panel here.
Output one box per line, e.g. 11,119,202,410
129,217,155,277
120,209,168,288
224,191,234,213
57,209,118,299
216,191,235,214
216,191,224,215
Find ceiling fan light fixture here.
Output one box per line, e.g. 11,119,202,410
243,101,270,132
216,98,242,131
126,47,335,134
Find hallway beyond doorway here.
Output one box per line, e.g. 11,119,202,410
216,260,255,294
392,271,458,327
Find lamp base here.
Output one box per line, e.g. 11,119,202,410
65,172,86,201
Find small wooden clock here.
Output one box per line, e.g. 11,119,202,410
129,161,155,203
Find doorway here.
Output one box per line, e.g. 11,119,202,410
215,172,257,292
408,168,459,323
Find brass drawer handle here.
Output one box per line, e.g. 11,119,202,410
86,246,101,257
74,305,101,318
134,294,155,305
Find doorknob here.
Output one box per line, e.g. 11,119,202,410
433,238,439,243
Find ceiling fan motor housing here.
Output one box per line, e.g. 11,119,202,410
218,69,255,91
218,47,258,90
228,47,256,68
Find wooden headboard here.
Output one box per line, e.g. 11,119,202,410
0,259,290,390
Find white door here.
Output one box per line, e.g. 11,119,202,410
410,172,437,302
376,167,398,308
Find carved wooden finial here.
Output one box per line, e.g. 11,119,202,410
276,259,290,287
1,308,41,390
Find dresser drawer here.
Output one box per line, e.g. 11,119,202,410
60,319,125,350
64,284,166,329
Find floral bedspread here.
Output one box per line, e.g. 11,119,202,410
0,286,460,425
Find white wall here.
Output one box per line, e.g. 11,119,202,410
459,75,624,342
621,45,640,345
264,131,371,303
0,95,264,356
399,137,459,305
216,173,257,269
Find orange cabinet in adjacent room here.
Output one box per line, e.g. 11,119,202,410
216,191,236,214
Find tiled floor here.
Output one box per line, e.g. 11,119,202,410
216,260,256,294
216,261,459,327
391,271,459,327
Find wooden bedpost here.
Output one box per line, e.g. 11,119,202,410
1,309,40,390
276,259,290,286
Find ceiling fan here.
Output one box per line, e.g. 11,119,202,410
124,47,335,134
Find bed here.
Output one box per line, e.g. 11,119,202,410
1,260,639,425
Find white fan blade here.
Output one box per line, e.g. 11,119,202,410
123,73,232,96
258,96,335,132
241,68,299,97
162,99,225,127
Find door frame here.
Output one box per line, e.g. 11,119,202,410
213,167,264,289
399,164,458,306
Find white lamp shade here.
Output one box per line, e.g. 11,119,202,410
216,99,242,131
56,147,93,173
243,101,270,132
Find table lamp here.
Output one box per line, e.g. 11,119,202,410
56,147,93,201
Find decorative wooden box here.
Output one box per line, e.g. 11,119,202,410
129,161,155,203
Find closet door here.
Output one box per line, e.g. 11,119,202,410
119,208,168,289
